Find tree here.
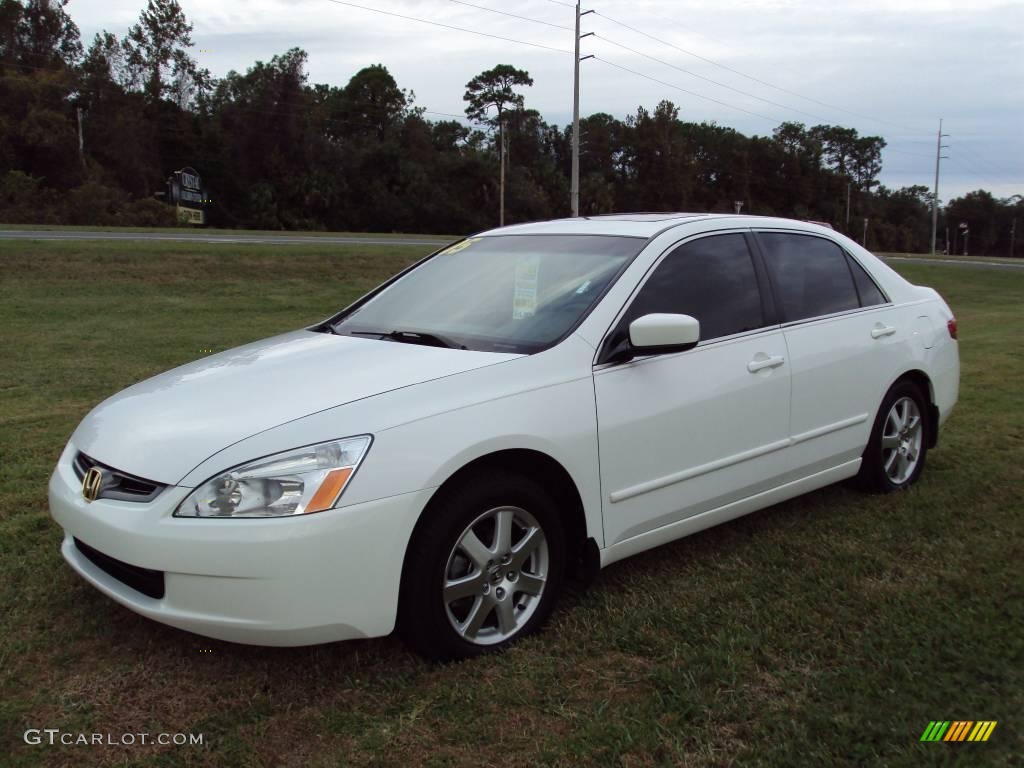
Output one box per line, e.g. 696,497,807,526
463,64,533,224
340,64,410,137
850,135,886,190
463,64,533,128
946,190,1013,256
2,1,1022,241
122,0,208,106
1,0,81,71
0,1,82,191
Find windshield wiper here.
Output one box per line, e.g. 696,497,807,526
346,329,467,350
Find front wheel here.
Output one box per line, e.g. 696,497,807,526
398,472,565,661
858,380,929,492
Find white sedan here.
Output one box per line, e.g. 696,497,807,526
49,214,959,660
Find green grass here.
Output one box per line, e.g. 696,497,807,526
1,241,1021,767
878,251,1022,265
0,223,452,239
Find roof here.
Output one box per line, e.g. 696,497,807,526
476,213,842,240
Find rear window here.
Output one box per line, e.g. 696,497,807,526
758,233,860,322
846,253,887,307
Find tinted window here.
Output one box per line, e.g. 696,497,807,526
759,233,859,321
846,253,887,307
623,234,765,341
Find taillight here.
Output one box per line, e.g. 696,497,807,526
947,318,958,340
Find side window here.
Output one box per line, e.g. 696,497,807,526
759,233,859,322
846,253,887,307
623,233,765,341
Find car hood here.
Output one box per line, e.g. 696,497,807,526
71,330,520,485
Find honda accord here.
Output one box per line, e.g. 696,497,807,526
49,214,960,660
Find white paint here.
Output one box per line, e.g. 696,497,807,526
49,214,961,646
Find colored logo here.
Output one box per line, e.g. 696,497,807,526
920,721,997,742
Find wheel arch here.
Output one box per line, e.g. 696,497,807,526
888,368,939,448
399,448,594,595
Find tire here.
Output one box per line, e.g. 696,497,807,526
858,380,930,493
397,470,566,661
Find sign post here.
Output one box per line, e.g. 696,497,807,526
166,167,207,225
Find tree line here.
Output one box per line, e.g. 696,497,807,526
1,0,1020,255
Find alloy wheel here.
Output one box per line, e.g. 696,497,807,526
443,506,549,645
881,396,923,485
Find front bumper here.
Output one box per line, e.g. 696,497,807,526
49,443,433,646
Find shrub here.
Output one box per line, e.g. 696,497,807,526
64,181,125,225
116,197,177,227
0,170,59,224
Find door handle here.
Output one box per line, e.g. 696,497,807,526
747,355,785,373
871,324,896,339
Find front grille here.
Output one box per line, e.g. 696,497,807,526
72,452,166,502
74,538,165,599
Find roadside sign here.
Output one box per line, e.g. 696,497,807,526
166,166,207,225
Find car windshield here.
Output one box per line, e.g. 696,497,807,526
331,234,643,354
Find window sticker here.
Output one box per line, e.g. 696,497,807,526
439,238,480,256
512,254,540,319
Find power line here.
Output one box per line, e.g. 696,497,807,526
952,142,1020,184
448,1,935,151
593,53,945,161
591,9,923,135
946,155,1017,193
446,0,572,31
421,109,471,121
593,56,781,124
207,99,473,134
322,0,572,55
594,33,833,124
883,146,934,159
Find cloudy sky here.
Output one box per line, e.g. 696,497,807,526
72,0,1023,201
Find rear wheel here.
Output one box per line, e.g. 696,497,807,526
858,380,929,492
398,471,565,661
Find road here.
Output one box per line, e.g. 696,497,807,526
0,229,449,247
1,229,1021,269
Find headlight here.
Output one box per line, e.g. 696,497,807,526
174,436,371,518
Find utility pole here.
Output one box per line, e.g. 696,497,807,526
863,217,869,247
499,119,507,227
570,2,594,217
845,179,851,232
76,107,85,170
931,118,950,255
1011,217,1017,259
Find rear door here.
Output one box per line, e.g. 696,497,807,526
754,230,901,471
594,232,792,548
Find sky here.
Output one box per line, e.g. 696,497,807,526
71,0,1024,202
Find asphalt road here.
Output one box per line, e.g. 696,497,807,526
0,229,450,247
1,229,1021,269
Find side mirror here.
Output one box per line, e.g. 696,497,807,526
628,313,700,354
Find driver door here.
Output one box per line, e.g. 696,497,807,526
594,232,792,548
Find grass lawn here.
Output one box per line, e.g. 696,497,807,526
0,223,452,240
1,240,1021,767
877,251,1023,266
